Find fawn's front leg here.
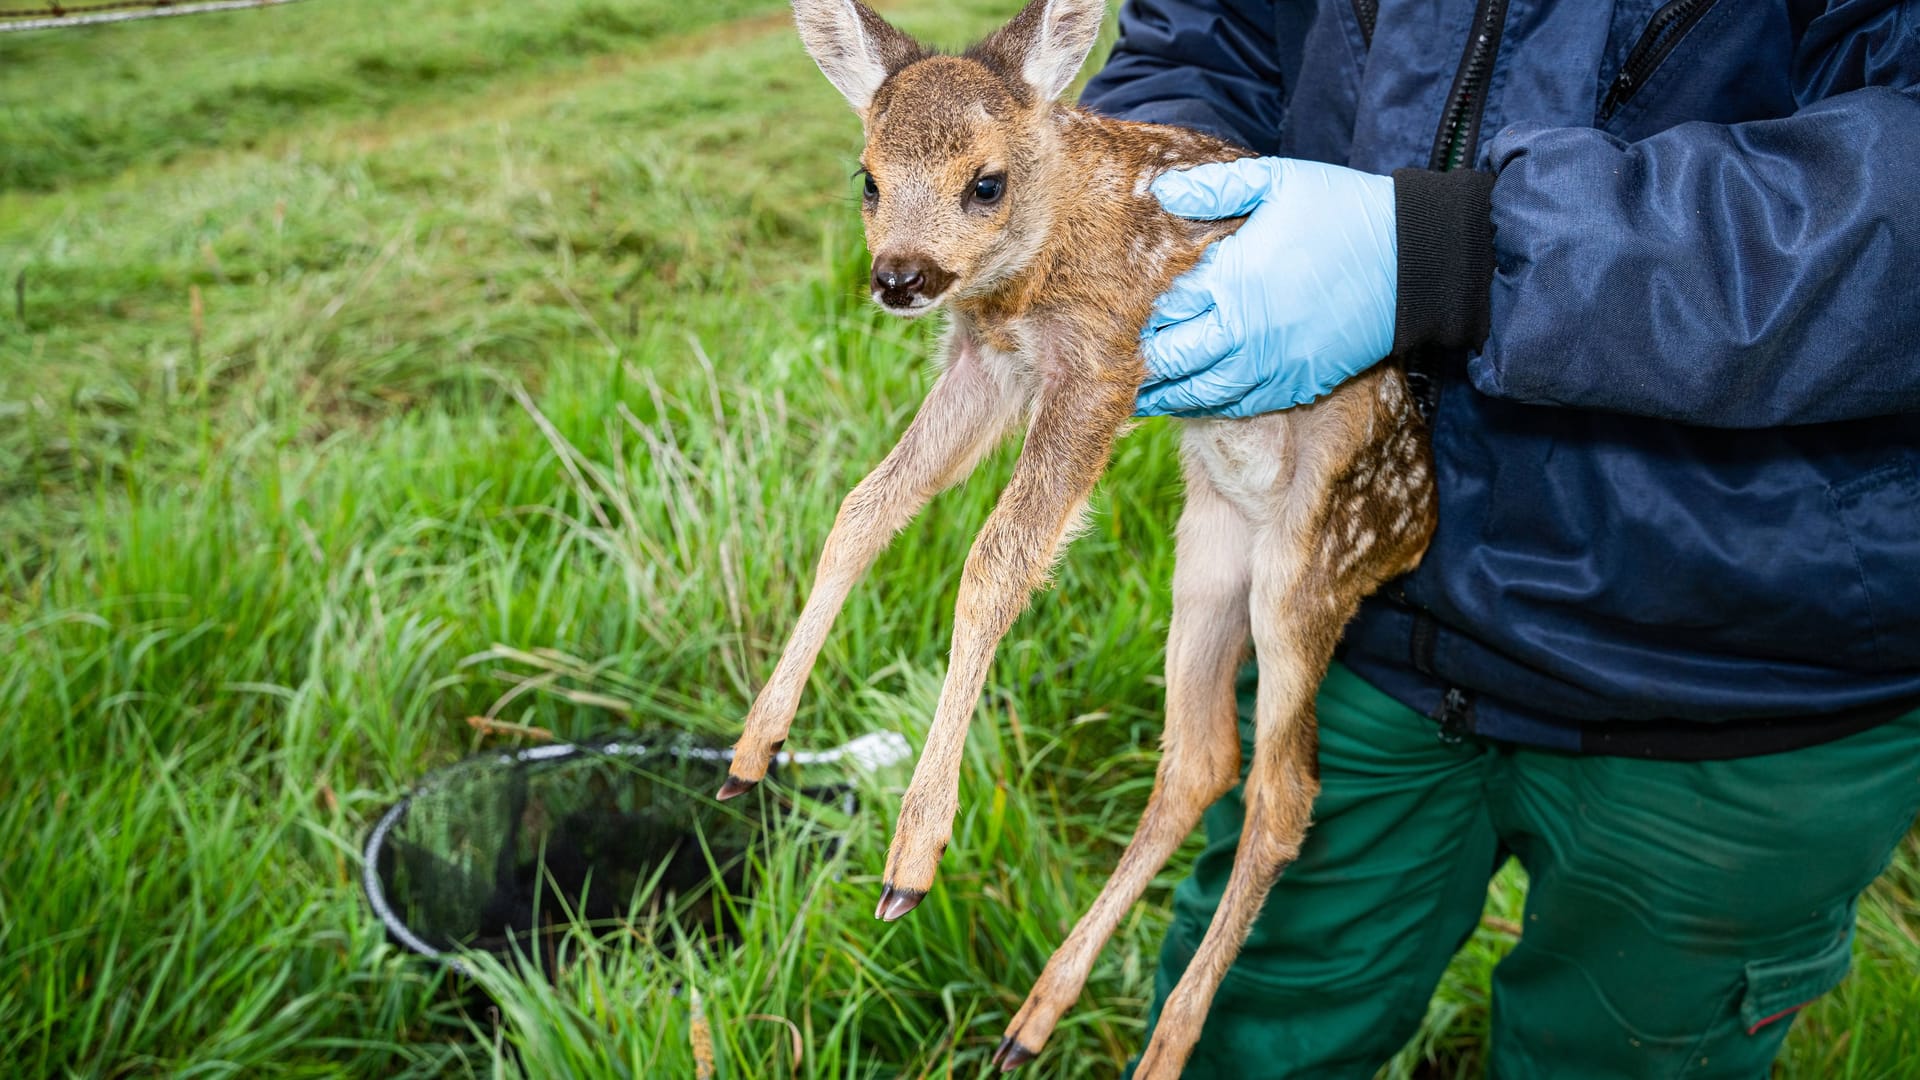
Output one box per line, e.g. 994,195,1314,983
877,371,1136,920
721,328,1026,798
995,448,1251,1070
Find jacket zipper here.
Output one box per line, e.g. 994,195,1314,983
1435,687,1476,745
1351,0,1377,48
1404,7,1513,716
1597,0,1720,123
1413,605,1476,743
1427,0,1510,171
1411,612,1439,675
1404,0,1509,419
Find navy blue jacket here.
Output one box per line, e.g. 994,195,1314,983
1082,0,1920,756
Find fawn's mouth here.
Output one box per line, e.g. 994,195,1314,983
874,291,942,318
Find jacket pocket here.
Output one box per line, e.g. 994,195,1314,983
1829,456,1920,671
1598,0,1723,123
1738,932,1853,1036
1594,1,1797,140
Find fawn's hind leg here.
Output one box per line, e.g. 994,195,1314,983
1131,525,1349,1080
993,456,1251,1071
1132,373,1437,1078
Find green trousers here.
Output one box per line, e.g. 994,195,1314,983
1132,663,1920,1079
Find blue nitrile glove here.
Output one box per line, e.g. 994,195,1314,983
1136,157,1398,418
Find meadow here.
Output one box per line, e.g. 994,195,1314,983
2,1,1916,1076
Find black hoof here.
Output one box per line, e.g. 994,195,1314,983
874,883,926,921
715,775,757,801
991,1036,1037,1071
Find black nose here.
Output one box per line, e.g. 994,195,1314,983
872,262,925,293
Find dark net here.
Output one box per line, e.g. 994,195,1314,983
364,730,844,968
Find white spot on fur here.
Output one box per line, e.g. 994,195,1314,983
1128,234,1172,279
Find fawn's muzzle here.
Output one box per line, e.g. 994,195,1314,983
871,254,953,314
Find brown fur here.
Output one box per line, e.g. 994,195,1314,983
722,2,1438,1075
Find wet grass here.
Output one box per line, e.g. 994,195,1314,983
2,1,1916,1076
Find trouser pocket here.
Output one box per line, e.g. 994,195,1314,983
1736,930,1854,1038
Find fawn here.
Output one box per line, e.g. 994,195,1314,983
717,0,1437,1073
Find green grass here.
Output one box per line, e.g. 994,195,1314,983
2,1,1917,1077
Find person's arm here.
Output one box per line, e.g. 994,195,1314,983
1462,4,1920,428
1077,0,1299,154
1138,3,1920,425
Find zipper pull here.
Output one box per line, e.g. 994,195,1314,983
1435,687,1475,745
1599,71,1636,121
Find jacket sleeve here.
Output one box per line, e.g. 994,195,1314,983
1471,3,1920,428
1077,0,1298,154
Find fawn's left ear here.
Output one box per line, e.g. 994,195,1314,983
973,0,1105,102
792,0,925,113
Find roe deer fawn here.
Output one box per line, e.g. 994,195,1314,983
718,0,1437,1073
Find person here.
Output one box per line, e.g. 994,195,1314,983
1077,1,1920,1075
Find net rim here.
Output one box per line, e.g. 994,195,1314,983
359,732,904,968
360,737,727,971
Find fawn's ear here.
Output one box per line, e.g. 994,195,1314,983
974,0,1105,101
792,0,923,112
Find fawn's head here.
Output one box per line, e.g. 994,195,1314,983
793,0,1105,317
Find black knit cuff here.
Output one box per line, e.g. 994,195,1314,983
1391,167,1495,356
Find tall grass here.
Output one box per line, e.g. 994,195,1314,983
2,1,1916,1076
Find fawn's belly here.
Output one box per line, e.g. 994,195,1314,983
1179,414,1302,528
1173,366,1420,540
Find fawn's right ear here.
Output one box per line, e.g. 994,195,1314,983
792,0,923,113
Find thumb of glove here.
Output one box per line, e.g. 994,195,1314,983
1149,157,1283,220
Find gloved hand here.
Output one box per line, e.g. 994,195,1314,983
1136,157,1398,418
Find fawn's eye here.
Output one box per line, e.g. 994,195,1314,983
861,171,879,200
970,175,1005,205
